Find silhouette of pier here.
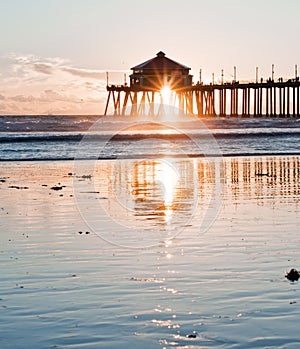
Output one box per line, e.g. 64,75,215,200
104,52,300,117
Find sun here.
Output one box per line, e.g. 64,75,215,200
160,85,171,102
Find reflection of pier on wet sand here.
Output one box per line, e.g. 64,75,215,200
95,156,300,228
225,156,300,204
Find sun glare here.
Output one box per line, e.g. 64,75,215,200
160,86,171,102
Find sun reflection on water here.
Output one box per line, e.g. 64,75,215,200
155,160,179,223
130,159,181,223
90,157,209,247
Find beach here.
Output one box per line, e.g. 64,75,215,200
2,0,300,347
1,156,300,348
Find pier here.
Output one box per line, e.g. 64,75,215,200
104,52,300,117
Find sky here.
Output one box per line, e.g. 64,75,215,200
0,0,300,115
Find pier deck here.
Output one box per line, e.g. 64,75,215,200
105,79,300,117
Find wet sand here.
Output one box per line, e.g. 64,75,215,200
0,156,300,348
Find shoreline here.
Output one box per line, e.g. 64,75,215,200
1,152,300,162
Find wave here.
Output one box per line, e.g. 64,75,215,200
1,151,300,162
1,115,300,133
0,134,84,143
0,129,300,143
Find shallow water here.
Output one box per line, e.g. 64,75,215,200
0,156,300,348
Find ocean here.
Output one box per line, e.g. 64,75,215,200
1,115,300,161
1,115,300,348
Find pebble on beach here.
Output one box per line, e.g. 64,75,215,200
78,231,90,235
50,185,66,191
186,333,197,338
285,268,300,282
8,185,29,190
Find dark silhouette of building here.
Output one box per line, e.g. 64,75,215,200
129,51,193,90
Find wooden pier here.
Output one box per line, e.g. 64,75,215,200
104,52,300,117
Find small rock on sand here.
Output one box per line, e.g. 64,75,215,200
9,186,28,190
186,333,197,338
50,185,65,191
285,268,300,282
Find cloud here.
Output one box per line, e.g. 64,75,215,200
0,53,129,115
0,92,102,115
32,63,54,75
62,67,130,80
62,67,105,79
41,89,69,102
6,53,129,79
10,95,35,103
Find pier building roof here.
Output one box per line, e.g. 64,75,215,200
131,51,191,71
